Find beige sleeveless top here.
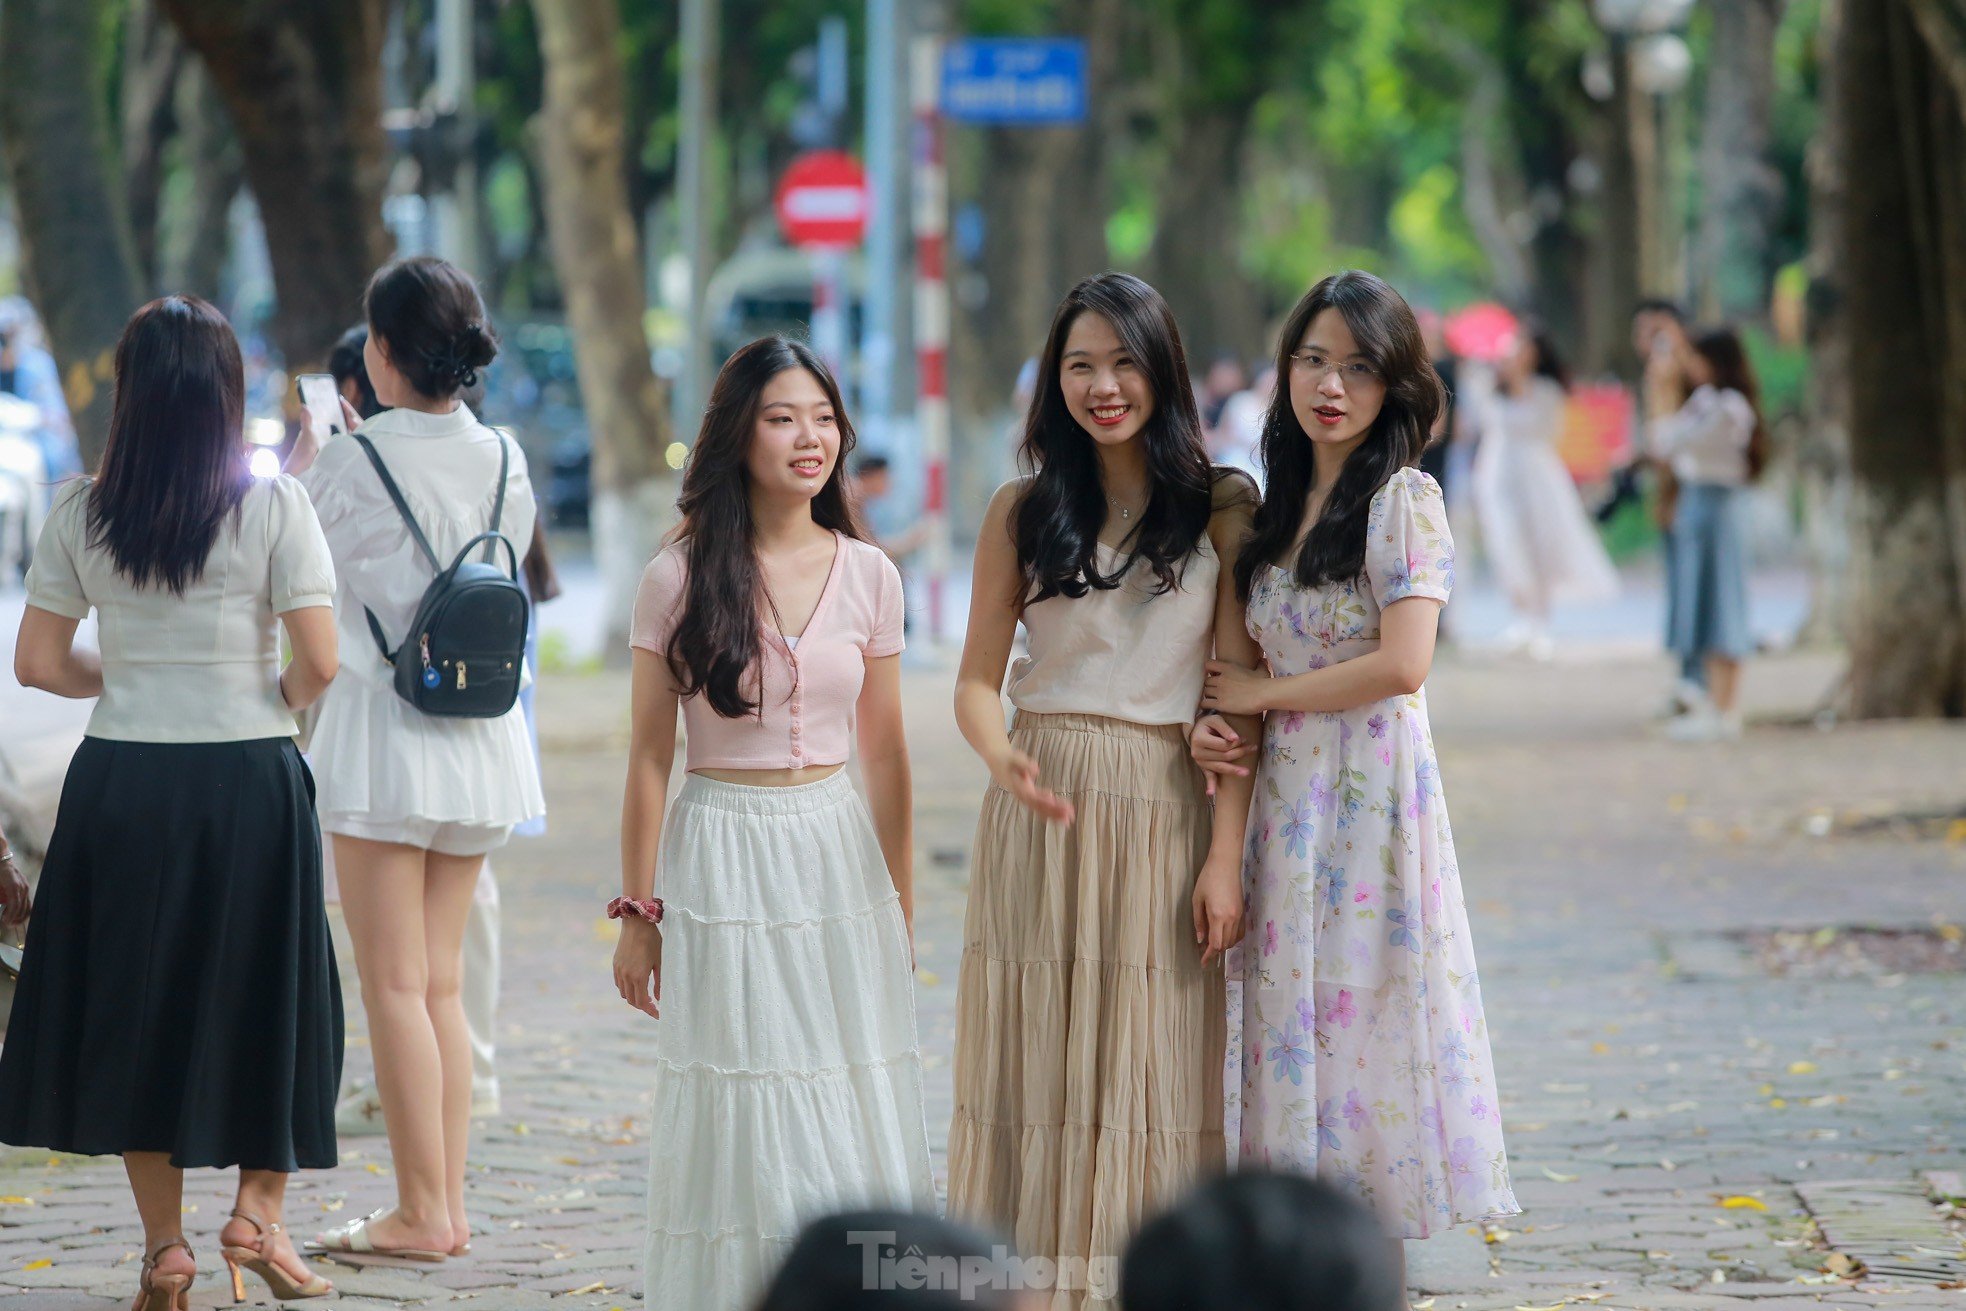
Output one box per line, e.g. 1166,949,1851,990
1006,536,1218,726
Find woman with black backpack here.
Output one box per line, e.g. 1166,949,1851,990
286,256,544,1265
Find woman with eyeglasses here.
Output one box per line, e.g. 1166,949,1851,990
1191,271,1518,1297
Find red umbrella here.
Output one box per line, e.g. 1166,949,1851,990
1443,302,1520,362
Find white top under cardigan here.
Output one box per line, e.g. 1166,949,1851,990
1005,534,1219,726
24,475,336,743
297,403,546,828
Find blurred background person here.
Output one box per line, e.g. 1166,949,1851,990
1210,362,1274,488
1197,353,1248,441
0,295,343,1305
1630,300,1703,714
1121,1173,1406,1311
1470,325,1619,659
1652,328,1767,742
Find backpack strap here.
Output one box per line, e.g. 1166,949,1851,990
352,433,441,572
484,433,510,563
351,431,441,665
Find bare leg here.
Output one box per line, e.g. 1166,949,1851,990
461,861,501,1108
333,834,453,1252
422,849,485,1254
124,1153,194,1282
225,1170,329,1288
1394,1238,1411,1311
1705,654,1741,715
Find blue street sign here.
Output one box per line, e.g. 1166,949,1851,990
941,38,1088,125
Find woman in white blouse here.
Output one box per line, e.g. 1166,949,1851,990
1650,328,1767,742
288,257,544,1265
0,296,344,1308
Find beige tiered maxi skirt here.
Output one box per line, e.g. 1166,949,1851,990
946,712,1225,1311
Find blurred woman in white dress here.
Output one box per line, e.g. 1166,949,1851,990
1470,328,1617,657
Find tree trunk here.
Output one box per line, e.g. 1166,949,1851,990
528,0,675,655
1145,111,1263,364
121,0,189,294
159,59,244,303
1695,0,1785,320
159,0,393,369
1837,0,1966,717
0,0,143,469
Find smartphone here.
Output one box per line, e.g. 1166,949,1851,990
297,373,345,437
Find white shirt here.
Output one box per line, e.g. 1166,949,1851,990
24,475,335,743
1650,385,1755,487
297,403,545,828
1006,537,1219,726
298,403,536,689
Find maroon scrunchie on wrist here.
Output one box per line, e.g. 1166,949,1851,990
607,896,664,925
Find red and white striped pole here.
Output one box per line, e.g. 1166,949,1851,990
911,35,950,644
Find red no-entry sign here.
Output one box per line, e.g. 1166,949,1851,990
774,150,869,249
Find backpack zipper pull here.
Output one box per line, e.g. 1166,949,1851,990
456,660,468,690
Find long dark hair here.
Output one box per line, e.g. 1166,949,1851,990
87,296,250,594
667,336,869,719
364,256,499,398
1236,270,1443,600
1690,327,1771,481
1524,325,1572,390
1121,1172,1404,1311
1012,272,1213,605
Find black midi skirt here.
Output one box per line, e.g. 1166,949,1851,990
0,737,342,1171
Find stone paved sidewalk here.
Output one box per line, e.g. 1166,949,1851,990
1,645,1962,1308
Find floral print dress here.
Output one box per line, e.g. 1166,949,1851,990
1227,468,1519,1238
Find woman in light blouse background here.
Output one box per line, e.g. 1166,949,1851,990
0,295,343,1308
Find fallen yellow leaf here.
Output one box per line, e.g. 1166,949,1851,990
1590,1041,1611,1055
0,1196,33,1205
1787,1060,1818,1075
1718,1195,1768,1211
22,1259,50,1271
1515,1303,1568,1310
566,1282,607,1296
1540,1167,1580,1183
1769,1097,1788,1109
1757,1083,1775,1096
916,969,941,987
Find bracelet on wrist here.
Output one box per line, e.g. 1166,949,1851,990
607,895,664,925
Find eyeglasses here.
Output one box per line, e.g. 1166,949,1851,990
1288,349,1382,387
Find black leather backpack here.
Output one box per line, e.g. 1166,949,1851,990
352,431,530,718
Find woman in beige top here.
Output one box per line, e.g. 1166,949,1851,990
0,296,343,1309
947,272,1254,1310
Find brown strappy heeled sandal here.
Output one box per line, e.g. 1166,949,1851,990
132,1238,194,1311
220,1208,334,1302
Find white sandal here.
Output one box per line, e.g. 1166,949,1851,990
303,1209,448,1268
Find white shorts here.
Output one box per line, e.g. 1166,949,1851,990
322,813,513,857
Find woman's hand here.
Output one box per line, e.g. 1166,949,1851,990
612,918,663,1020
1190,713,1257,797
0,850,30,929
987,746,1074,825
1202,660,1272,717
284,397,359,476
1191,855,1245,967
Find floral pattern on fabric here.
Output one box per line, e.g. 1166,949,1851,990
1227,468,1518,1238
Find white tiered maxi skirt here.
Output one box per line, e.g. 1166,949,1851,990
643,771,936,1311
